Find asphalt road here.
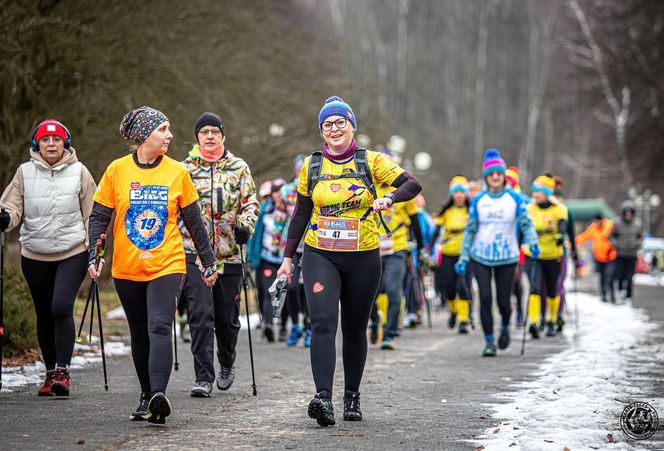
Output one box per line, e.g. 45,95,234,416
1,279,662,450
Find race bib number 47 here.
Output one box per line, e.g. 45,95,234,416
317,216,360,251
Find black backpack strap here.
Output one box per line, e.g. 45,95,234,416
353,148,376,198
307,151,323,197
355,148,392,236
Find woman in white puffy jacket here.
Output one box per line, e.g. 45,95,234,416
0,119,96,397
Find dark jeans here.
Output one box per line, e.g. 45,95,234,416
115,274,184,393
378,251,407,339
181,255,241,382
595,259,616,302
181,257,215,383
615,256,637,298
21,251,88,369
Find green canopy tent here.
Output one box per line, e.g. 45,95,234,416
565,198,616,222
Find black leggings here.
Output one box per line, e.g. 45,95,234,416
440,254,471,301
302,245,381,395
473,262,516,336
513,263,524,316
524,257,560,298
21,252,88,369
114,274,183,394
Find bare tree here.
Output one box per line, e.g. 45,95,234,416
518,1,556,183
568,0,634,188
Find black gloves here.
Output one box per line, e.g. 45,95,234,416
202,264,217,278
0,210,10,231
233,226,251,245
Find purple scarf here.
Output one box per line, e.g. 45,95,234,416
322,139,357,161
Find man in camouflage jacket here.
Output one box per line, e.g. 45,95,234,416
179,112,259,397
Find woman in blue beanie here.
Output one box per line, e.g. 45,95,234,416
456,149,538,357
276,96,422,426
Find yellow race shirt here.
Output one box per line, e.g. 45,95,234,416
377,185,418,255
298,150,404,252
524,202,568,260
435,205,468,257
94,154,199,281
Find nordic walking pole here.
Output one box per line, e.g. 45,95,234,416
173,310,179,371
0,224,5,391
81,234,108,390
94,280,108,391
88,279,95,343
93,235,108,390
420,263,433,330
240,244,257,396
76,283,94,343
521,258,538,356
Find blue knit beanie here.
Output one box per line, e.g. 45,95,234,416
481,148,507,177
318,96,357,131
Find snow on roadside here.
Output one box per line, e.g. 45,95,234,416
2,309,261,393
1,338,130,393
634,273,664,287
239,313,262,331
477,292,664,450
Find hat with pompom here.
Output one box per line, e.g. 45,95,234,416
481,148,507,177
318,96,356,131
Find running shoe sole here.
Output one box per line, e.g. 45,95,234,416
308,399,335,427
190,389,212,398
343,412,362,421
216,376,234,391
130,411,149,421
147,393,171,425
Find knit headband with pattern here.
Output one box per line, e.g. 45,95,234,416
119,106,168,145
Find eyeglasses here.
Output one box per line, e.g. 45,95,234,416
39,136,64,144
321,118,348,132
198,128,222,136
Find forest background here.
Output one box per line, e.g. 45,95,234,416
2,0,663,235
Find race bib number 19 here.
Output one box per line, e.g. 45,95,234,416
317,216,360,251
126,185,169,250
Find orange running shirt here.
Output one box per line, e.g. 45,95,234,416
94,154,199,281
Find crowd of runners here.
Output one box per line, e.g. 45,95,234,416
0,96,644,427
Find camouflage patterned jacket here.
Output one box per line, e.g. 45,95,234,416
179,146,259,272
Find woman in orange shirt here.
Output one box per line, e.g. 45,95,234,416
88,106,217,424
575,214,616,302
